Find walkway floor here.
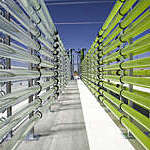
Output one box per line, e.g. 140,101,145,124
78,80,136,150
17,80,90,150
1,80,141,150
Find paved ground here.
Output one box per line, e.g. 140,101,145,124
17,80,90,150
0,80,142,150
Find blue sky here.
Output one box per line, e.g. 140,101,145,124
46,0,115,51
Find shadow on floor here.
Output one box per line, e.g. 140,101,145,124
53,107,81,112
62,92,79,95
60,102,81,106
38,122,86,137
59,98,80,101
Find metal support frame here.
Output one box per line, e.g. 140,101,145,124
5,11,12,137
28,49,35,139
127,38,134,138
0,0,71,148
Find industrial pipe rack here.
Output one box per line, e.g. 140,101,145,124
0,0,71,149
81,0,150,149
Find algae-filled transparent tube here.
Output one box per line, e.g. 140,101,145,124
0,15,39,50
0,88,56,141
0,0,39,36
0,69,54,82
103,0,150,47
0,43,39,64
0,0,56,53
0,81,54,113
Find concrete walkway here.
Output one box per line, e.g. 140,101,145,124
78,80,135,150
18,80,90,150
1,80,137,150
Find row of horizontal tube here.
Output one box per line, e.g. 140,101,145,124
0,0,71,149
81,0,150,149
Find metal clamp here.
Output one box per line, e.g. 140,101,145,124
36,96,43,107
119,48,126,60
34,4,41,12
36,30,42,39
118,7,125,17
36,17,41,25
119,101,124,111
35,110,42,119
119,0,125,2
119,115,127,126
119,22,126,31
37,41,42,52
36,82,42,95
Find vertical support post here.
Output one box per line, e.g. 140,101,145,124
72,54,74,79
128,39,133,137
129,39,133,93
87,56,89,81
80,48,85,62
58,51,61,94
80,48,85,79
89,56,91,82
4,11,12,136
6,58,12,137
28,49,34,137
77,54,80,75
46,57,50,92
77,54,78,74
70,49,73,80
107,62,111,94
128,7,134,137
129,53,133,92
6,58,12,118
6,59,12,138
